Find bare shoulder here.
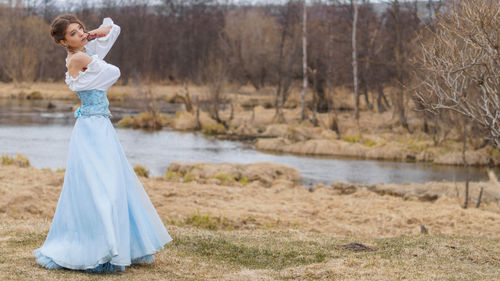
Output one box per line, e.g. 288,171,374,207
67,53,93,78
68,52,92,69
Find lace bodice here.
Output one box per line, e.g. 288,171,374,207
64,17,121,118
74,89,112,118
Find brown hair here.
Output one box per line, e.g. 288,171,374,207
50,14,87,51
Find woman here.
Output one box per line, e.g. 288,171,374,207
33,14,173,273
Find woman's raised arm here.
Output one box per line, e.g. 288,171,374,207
84,17,121,60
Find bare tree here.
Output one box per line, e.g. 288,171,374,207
203,39,232,128
416,0,500,149
0,12,48,85
351,0,359,121
223,8,279,90
301,0,307,121
386,0,409,130
273,0,301,123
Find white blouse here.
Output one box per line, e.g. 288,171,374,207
65,17,121,92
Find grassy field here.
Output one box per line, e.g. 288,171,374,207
2,217,500,280
2,162,500,280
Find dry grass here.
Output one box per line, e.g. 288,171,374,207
2,217,500,280
0,82,254,102
2,163,500,279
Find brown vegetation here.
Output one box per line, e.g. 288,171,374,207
166,162,301,187
3,159,500,279
2,161,500,238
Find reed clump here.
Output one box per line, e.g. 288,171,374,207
201,123,226,135
133,164,150,178
118,111,172,129
1,153,30,167
165,162,301,187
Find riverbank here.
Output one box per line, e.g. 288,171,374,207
172,107,500,166
2,81,499,166
2,162,500,279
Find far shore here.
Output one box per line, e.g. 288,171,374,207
2,81,500,167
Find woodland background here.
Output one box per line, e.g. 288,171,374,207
0,0,498,150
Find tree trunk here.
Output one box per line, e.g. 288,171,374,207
352,0,359,120
392,0,409,131
301,0,308,121
463,116,469,209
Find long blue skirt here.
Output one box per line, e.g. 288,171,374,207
33,115,173,273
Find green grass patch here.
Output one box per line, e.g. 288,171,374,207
182,210,233,231
165,170,181,181
3,218,500,280
362,138,377,147
172,232,335,270
182,172,196,183
214,172,236,184
238,176,249,186
201,124,226,135
342,134,361,143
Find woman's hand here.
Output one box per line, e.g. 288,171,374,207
86,25,112,41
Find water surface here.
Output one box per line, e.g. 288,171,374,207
0,98,496,186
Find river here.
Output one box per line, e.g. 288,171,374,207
0,98,497,187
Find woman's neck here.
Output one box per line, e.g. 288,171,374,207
67,47,85,54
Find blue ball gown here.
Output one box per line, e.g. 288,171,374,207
33,17,173,273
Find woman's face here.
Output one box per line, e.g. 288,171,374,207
60,23,87,50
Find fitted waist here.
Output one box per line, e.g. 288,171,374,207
74,89,112,118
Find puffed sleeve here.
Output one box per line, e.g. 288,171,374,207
65,55,121,92
84,17,121,60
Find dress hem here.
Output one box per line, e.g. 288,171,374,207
33,236,173,273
